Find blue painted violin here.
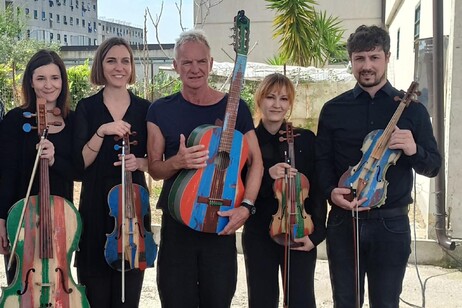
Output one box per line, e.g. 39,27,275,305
338,81,420,208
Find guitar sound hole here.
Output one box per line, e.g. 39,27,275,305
216,151,230,170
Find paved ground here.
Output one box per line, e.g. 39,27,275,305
1,250,462,307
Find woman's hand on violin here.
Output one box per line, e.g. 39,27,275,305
37,139,55,166
389,126,417,156
292,236,315,252
0,219,9,255
331,187,368,211
269,162,297,180
217,207,249,236
114,153,139,171
173,134,209,170
99,120,131,138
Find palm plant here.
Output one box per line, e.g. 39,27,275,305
266,0,347,67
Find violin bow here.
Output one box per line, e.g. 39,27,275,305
283,150,291,308
121,136,126,303
351,187,361,308
8,128,48,270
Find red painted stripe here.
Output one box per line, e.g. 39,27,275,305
53,196,71,308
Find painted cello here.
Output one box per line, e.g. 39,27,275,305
168,10,250,233
0,98,89,307
270,122,314,246
105,133,157,302
339,81,420,208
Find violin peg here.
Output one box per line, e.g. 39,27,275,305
22,123,36,133
22,111,36,118
49,107,62,116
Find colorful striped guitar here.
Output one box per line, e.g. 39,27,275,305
168,10,250,233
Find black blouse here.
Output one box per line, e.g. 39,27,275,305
0,107,76,219
73,88,151,272
244,121,327,247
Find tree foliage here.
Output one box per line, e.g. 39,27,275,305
67,60,95,110
0,6,59,108
266,0,347,67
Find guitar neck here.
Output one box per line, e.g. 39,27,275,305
219,53,247,153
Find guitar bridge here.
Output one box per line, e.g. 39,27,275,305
197,196,232,207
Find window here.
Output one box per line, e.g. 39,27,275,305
76,18,79,25
41,11,46,21
64,34,68,43
50,32,53,40
82,19,85,28
70,17,73,25
64,16,67,25
57,33,61,41
414,3,421,39
397,28,400,60
34,10,38,19
57,14,60,23
25,8,30,15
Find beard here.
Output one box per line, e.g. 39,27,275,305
357,70,386,88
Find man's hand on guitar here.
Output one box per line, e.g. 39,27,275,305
331,187,368,211
217,207,249,235
174,134,209,170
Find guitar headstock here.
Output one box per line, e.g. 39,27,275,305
233,10,250,56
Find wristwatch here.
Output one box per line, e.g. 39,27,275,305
241,199,256,215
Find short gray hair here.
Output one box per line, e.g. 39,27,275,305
173,29,211,60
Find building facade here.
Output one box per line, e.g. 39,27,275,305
193,0,383,64
1,0,143,46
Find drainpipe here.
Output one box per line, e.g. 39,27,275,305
433,0,455,250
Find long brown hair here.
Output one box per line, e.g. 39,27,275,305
21,49,71,118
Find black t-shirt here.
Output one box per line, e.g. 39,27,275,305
146,91,255,210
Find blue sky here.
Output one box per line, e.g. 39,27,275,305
98,0,193,44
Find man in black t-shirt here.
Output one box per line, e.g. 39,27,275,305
146,29,263,308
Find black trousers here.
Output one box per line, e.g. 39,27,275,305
157,212,237,308
77,266,144,308
242,227,317,308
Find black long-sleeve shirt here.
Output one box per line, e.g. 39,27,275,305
316,81,441,209
245,122,327,247
0,107,76,219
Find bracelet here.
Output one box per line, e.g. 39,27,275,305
86,143,99,153
242,198,254,206
96,130,104,138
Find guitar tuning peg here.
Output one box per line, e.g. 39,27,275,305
393,95,401,102
130,140,138,146
114,144,122,151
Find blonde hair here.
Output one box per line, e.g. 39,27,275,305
254,73,295,123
